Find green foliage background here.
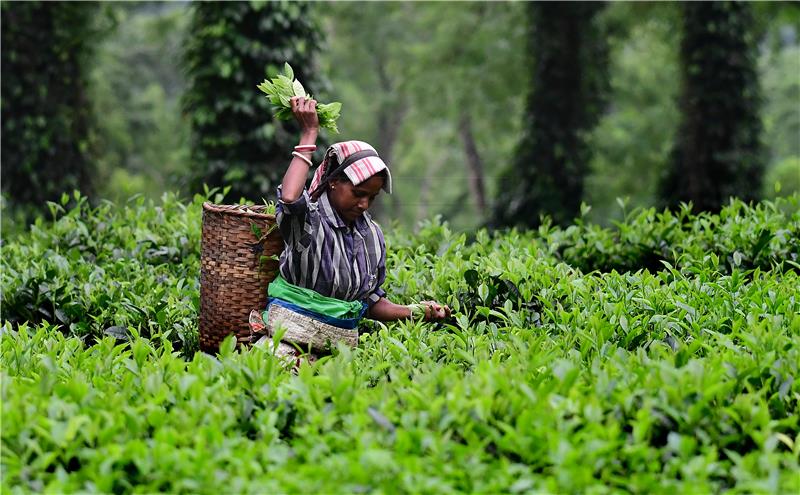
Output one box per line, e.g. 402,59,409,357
4,2,796,231
181,0,326,202
2,3,799,491
320,2,528,229
90,3,190,203
585,6,680,222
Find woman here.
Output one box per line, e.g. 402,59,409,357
250,96,450,360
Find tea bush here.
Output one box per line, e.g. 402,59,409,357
2,194,799,492
542,197,800,274
1,191,208,356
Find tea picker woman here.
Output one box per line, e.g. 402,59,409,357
249,96,450,362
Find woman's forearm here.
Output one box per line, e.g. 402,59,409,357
281,130,318,202
367,297,451,322
281,96,319,202
367,297,412,322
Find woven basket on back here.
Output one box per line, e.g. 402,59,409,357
199,203,283,353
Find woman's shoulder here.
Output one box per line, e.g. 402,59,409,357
276,187,319,218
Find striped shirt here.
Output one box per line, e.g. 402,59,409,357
275,186,387,306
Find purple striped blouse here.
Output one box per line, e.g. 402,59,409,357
275,186,386,306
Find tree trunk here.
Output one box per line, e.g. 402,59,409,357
490,1,608,228
660,2,763,211
458,110,487,212
373,54,407,219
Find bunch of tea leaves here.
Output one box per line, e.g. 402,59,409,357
257,63,341,133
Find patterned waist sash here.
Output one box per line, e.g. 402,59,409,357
265,275,367,329
250,275,367,353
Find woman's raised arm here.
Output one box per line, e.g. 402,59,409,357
280,96,319,203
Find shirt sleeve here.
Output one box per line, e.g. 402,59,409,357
276,185,315,250
366,230,387,307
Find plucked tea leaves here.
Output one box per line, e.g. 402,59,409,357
257,62,341,133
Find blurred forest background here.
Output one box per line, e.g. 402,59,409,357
2,1,799,234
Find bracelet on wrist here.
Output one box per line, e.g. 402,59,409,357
291,151,313,167
294,144,316,153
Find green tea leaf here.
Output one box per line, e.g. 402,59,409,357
292,79,306,97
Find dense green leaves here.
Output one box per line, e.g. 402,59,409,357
1,191,207,357
542,196,800,274
3,195,799,491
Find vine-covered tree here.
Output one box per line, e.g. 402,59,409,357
182,1,326,201
1,1,98,207
492,1,608,228
660,2,764,211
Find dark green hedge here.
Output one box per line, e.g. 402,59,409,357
1,1,98,208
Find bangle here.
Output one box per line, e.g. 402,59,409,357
294,144,316,152
291,151,313,167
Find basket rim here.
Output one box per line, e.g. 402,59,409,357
203,202,276,220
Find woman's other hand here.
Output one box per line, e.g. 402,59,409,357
421,300,451,321
368,298,451,323
290,96,319,138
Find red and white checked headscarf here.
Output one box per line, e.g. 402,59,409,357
309,140,392,197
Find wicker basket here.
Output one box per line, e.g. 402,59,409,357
199,203,283,353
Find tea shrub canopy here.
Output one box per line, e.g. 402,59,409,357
2,193,799,492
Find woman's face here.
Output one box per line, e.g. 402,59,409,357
328,175,384,224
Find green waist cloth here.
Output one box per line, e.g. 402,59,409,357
267,275,364,320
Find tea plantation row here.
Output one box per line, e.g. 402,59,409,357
2,192,799,492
